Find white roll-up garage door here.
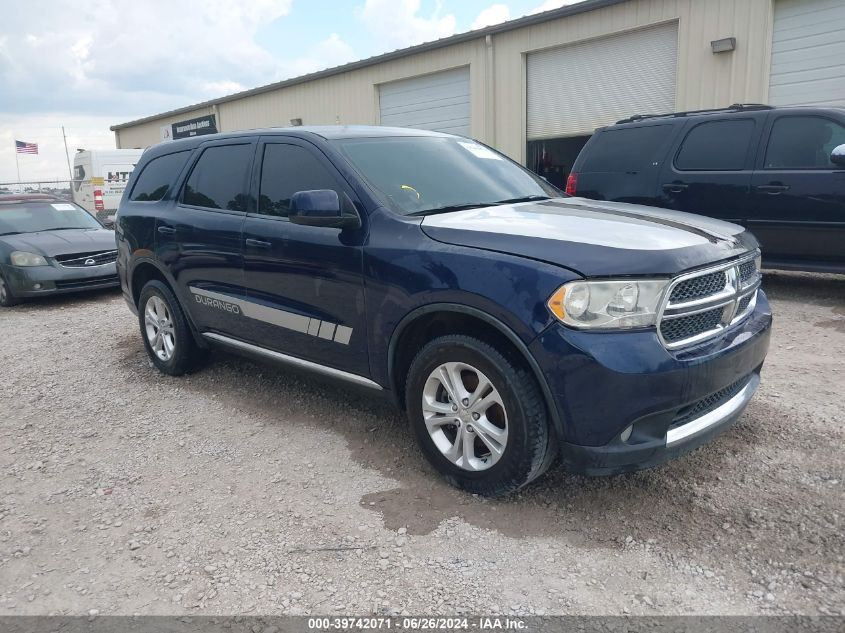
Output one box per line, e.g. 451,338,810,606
769,0,845,107
378,67,470,136
526,22,678,140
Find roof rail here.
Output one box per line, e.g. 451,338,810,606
616,103,773,125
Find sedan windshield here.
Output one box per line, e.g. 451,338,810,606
0,201,101,235
332,136,561,215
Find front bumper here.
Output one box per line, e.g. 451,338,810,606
529,290,773,476
2,262,119,298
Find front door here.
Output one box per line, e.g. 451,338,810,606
748,113,845,265
240,138,369,377
158,139,255,333
656,117,760,224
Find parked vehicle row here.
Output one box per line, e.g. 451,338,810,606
567,104,845,273
115,125,772,496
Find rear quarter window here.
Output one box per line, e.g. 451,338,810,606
129,151,190,201
581,125,672,172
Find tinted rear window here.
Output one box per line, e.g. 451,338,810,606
130,151,189,201
581,125,672,172
182,144,252,211
675,119,755,171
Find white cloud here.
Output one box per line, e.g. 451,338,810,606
0,0,360,182
357,0,457,51
0,113,118,183
530,0,585,15
275,33,358,80
472,4,510,30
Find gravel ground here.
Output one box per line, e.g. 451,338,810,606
0,272,843,617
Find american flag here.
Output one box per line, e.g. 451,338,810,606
15,140,38,155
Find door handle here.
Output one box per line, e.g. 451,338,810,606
662,183,689,194
245,238,272,249
157,225,176,235
755,184,790,195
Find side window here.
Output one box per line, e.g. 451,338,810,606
675,119,755,171
182,144,252,211
581,125,673,172
130,151,189,201
764,116,845,169
258,144,341,218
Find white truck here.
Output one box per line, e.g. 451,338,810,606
72,149,144,224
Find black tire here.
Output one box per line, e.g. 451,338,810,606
0,274,21,307
405,335,556,497
138,280,204,376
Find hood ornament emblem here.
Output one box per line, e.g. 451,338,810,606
85,258,96,266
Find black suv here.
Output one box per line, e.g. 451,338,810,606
567,104,845,273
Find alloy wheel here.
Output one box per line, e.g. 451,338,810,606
144,295,176,361
421,361,509,471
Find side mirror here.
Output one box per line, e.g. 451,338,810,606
831,144,845,167
289,190,360,229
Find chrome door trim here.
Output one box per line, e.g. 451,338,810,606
202,332,383,391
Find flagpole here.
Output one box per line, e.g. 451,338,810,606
62,126,73,180
14,139,21,185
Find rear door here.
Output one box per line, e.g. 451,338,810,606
157,139,255,333
748,113,845,266
239,137,369,377
657,117,761,223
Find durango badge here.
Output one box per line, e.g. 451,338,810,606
194,294,241,314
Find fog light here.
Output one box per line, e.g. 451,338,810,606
620,425,633,443
33,283,42,290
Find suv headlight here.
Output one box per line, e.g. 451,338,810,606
10,251,49,267
548,279,670,329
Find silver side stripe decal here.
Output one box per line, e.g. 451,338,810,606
189,286,353,345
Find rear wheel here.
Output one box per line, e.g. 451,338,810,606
138,280,204,375
405,335,555,496
0,274,21,307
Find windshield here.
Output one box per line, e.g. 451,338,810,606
332,136,561,215
0,201,101,235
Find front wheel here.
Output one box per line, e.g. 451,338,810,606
138,280,204,376
0,274,21,307
405,335,555,496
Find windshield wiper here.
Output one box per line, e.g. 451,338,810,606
407,195,553,216
407,203,495,217
491,195,552,204
0,231,24,236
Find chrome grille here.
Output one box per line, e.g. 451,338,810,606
669,271,727,303
660,307,724,344
738,260,756,284
55,250,117,268
658,252,761,350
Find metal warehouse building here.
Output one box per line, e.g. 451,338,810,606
111,0,845,187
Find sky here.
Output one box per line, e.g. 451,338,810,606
0,0,580,184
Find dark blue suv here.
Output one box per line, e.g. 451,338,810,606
116,126,772,496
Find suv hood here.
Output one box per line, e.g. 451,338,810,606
420,197,758,277
1,228,116,258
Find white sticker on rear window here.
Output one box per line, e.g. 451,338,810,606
51,203,76,211
458,142,501,160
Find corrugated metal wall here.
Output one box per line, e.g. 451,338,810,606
116,0,776,164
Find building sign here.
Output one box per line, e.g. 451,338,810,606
160,125,173,142
170,114,218,140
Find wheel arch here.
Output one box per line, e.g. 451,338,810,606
387,303,563,438
129,257,207,348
